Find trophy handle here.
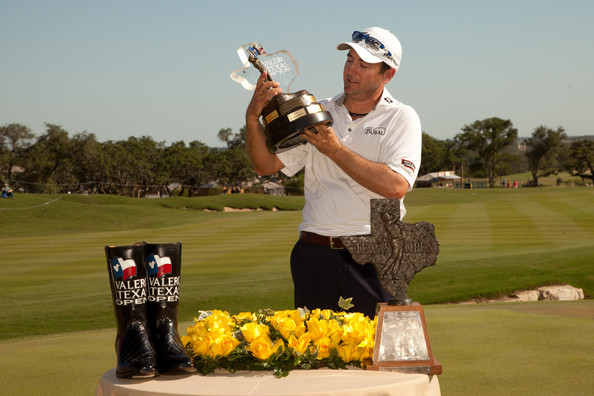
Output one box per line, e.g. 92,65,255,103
248,55,271,82
247,44,273,82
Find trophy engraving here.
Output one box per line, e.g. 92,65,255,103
231,42,333,153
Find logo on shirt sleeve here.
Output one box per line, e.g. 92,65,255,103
401,159,416,172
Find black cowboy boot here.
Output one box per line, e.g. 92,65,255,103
145,242,196,374
105,243,158,379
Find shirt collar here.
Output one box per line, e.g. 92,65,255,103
334,88,395,109
378,88,395,106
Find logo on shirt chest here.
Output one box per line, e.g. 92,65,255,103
364,127,386,136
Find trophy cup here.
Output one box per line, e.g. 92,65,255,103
230,43,333,153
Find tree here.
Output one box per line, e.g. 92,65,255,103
213,146,256,186
22,123,75,192
455,117,518,187
218,127,246,149
524,126,567,186
419,133,463,176
119,136,165,196
214,126,255,186
420,133,447,175
0,123,35,182
565,139,594,185
164,140,213,196
68,131,102,192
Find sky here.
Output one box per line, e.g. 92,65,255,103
1,0,593,148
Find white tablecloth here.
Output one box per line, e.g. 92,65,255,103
96,367,440,396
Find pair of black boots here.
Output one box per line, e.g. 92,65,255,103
105,242,196,379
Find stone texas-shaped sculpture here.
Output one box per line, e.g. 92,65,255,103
340,199,440,305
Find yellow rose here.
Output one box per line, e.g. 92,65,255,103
310,308,328,319
190,310,237,341
192,326,207,338
270,309,293,321
306,317,325,340
327,319,342,345
308,317,342,343
180,335,191,347
318,309,335,320
342,311,365,322
240,322,270,343
191,337,212,357
362,348,373,361
271,316,306,340
248,336,275,360
341,320,368,344
314,336,332,360
356,331,375,362
272,338,285,355
288,309,305,322
288,333,312,355
336,343,359,362
210,334,239,357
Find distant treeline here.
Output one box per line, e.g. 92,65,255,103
1,119,593,195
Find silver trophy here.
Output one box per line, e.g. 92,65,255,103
231,43,332,153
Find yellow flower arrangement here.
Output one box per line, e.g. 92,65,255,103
182,307,377,377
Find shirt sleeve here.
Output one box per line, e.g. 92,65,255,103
276,143,309,177
380,105,422,191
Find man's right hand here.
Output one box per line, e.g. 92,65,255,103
244,72,285,176
246,72,283,123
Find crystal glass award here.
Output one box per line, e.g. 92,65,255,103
230,43,299,92
230,43,332,153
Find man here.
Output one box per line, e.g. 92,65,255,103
245,27,422,317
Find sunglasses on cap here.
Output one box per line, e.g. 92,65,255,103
352,31,398,66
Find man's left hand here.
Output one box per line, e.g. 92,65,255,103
301,124,344,158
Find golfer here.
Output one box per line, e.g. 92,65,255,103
245,27,422,317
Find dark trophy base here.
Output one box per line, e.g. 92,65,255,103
262,89,333,153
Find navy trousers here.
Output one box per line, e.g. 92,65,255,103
290,237,392,318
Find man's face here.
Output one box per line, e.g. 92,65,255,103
343,49,389,100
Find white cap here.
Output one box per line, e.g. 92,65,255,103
337,27,402,70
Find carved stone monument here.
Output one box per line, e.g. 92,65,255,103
340,199,439,305
341,199,442,374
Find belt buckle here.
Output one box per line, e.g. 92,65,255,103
329,236,342,249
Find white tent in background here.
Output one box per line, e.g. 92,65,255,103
416,171,461,188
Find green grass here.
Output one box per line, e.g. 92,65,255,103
0,188,593,395
0,193,305,237
425,301,593,395
405,188,594,303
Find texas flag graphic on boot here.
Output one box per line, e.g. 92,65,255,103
147,254,172,278
111,257,137,281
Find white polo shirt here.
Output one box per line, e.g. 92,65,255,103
277,88,421,237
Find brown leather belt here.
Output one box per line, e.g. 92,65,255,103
300,231,345,249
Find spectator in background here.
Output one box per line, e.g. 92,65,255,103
2,183,13,199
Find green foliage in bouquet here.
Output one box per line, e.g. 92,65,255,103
182,307,377,378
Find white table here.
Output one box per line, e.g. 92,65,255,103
96,367,440,396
